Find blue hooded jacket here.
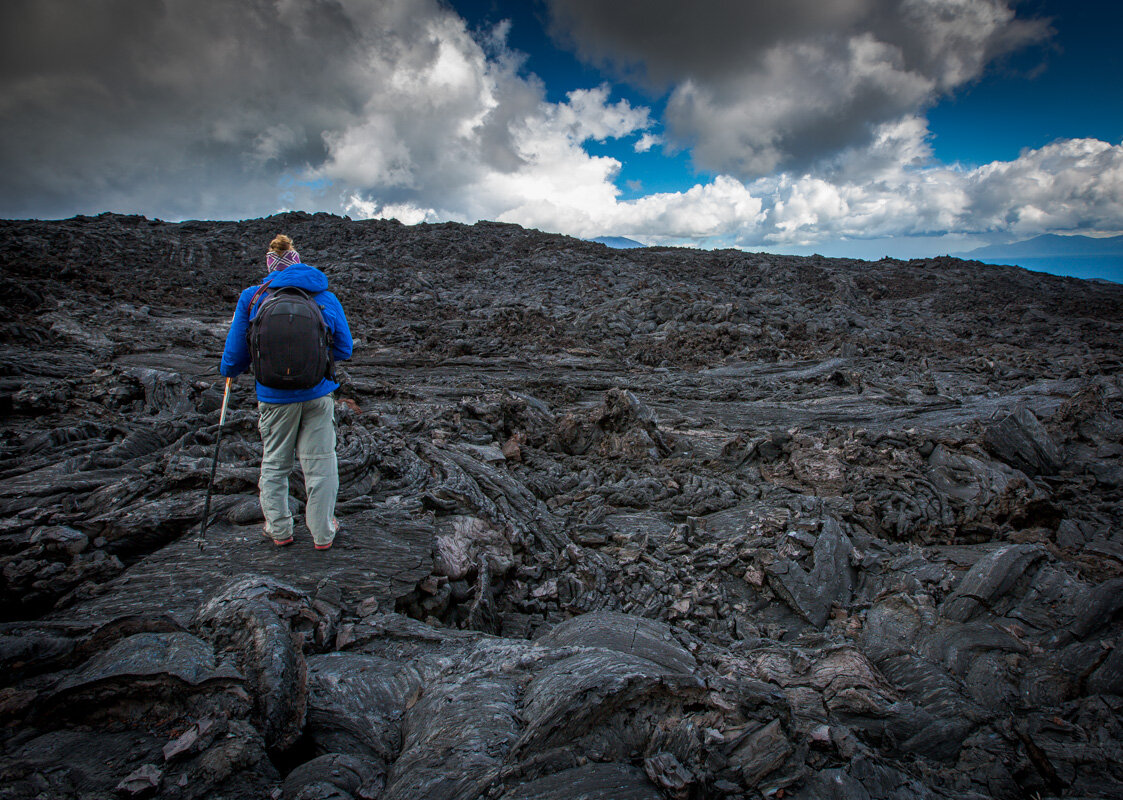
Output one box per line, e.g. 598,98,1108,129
220,263,353,404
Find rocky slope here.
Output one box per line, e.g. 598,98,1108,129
1,212,1121,799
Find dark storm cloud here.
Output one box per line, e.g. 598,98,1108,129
546,0,1052,177
546,0,871,84
0,0,559,220
0,0,379,218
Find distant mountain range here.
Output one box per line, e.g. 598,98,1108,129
586,232,1121,282
590,236,646,249
954,234,1123,283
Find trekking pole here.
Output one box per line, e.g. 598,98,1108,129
197,377,232,552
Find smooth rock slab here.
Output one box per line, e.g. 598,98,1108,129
57,508,434,625
939,543,1047,622
306,652,424,763
512,648,706,760
536,610,697,675
42,631,245,729
983,404,1062,476
281,752,386,800
382,658,522,800
55,631,240,692
498,762,662,800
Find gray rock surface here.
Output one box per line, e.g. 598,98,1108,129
939,543,1047,622
1,212,1122,798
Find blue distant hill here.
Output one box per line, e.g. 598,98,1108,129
954,234,1123,283
591,236,646,249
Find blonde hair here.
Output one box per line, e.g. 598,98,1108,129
269,234,294,254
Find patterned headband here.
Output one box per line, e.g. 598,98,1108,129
266,249,301,271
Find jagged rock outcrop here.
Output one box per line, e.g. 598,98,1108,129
1,212,1121,798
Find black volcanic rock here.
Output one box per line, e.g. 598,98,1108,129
1,212,1122,798
983,405,1063,476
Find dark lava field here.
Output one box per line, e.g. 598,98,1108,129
1,212,1122,800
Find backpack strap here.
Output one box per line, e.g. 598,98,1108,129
247,279,275,319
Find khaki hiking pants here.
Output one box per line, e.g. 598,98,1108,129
258,394,338,546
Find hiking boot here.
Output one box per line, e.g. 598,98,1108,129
262,529,294,547
314,518,340,551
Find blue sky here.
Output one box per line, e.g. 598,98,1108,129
927,1,1123,163
1,0,1121,266
447,0,1123,260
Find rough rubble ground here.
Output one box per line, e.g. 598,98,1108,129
0,212,1121,800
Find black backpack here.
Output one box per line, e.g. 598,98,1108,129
247,285,334,390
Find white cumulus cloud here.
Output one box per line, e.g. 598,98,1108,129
634,133,663,153
547,0,1051,179
663,138,1123,250
966,138,1123,234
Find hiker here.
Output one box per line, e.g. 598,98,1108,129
219,234,353,549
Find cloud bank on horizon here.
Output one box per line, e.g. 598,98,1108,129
1,0,1120,255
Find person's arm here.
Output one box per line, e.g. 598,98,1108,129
219,288,254,377
325,293,353,361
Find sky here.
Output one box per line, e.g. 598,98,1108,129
2,0,1121,262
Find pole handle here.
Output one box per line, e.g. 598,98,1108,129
218,377,232,427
